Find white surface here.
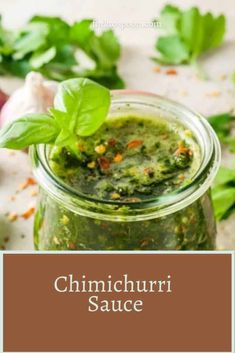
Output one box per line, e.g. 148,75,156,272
0,0,235,250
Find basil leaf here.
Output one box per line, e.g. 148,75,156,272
0,114,59,149
53,78,111,137
0,78,110,151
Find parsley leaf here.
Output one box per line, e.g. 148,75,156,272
154,5,226,65
208,112,235,220
212,167,235,220
208,112,235,152
0,16,124,89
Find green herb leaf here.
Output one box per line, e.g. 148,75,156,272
208,112,235,152
154,5,226,65
208,112,234,138
155,35,189,64
70,20,124,88
212,186,235,220
222,136,235,153
0,78,111,151
13,22,49,60
209,113,235,220
0,15,124,89
53,78,111,137
160,5,181,34
212,166,235,220
30,16,70,44
214,166,235,187
30,46,57,69
71,20,121,68
0,114,59,149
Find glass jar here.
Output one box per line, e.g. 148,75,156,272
31,91,221,251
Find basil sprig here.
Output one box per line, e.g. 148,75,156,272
0,78,111,151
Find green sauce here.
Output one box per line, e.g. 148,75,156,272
49,116,201,201
33,115,216,251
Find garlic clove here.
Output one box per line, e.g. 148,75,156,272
0,71,58,128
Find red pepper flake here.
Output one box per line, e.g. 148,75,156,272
28,177,37,185
127,140,144,149
153,66,161,73
21,207,35,220
113,153,123,163
18,177,37,191
178,174,185,181
98,157,110,170
140,239,150,248
175,146,192,157
68,242,77,250
108,138,117,146
166,68,177,75
144,167,154,177
30,189,38,197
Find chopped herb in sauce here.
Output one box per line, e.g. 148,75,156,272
49,116,200,201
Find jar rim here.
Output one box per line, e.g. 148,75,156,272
31,90,221,221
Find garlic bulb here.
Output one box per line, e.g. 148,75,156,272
0,72,58,127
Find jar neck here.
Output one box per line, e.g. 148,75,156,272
30,91,221,221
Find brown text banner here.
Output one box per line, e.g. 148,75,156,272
3,253,232,352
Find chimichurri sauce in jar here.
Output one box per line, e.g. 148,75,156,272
31,92,220,251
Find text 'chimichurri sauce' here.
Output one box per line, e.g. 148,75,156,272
49,116,201,202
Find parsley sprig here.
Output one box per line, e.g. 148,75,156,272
208,112,235,220
208,112,235,153
0,16,124,89
153,5,226,66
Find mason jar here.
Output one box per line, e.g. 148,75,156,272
30,91,221,251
